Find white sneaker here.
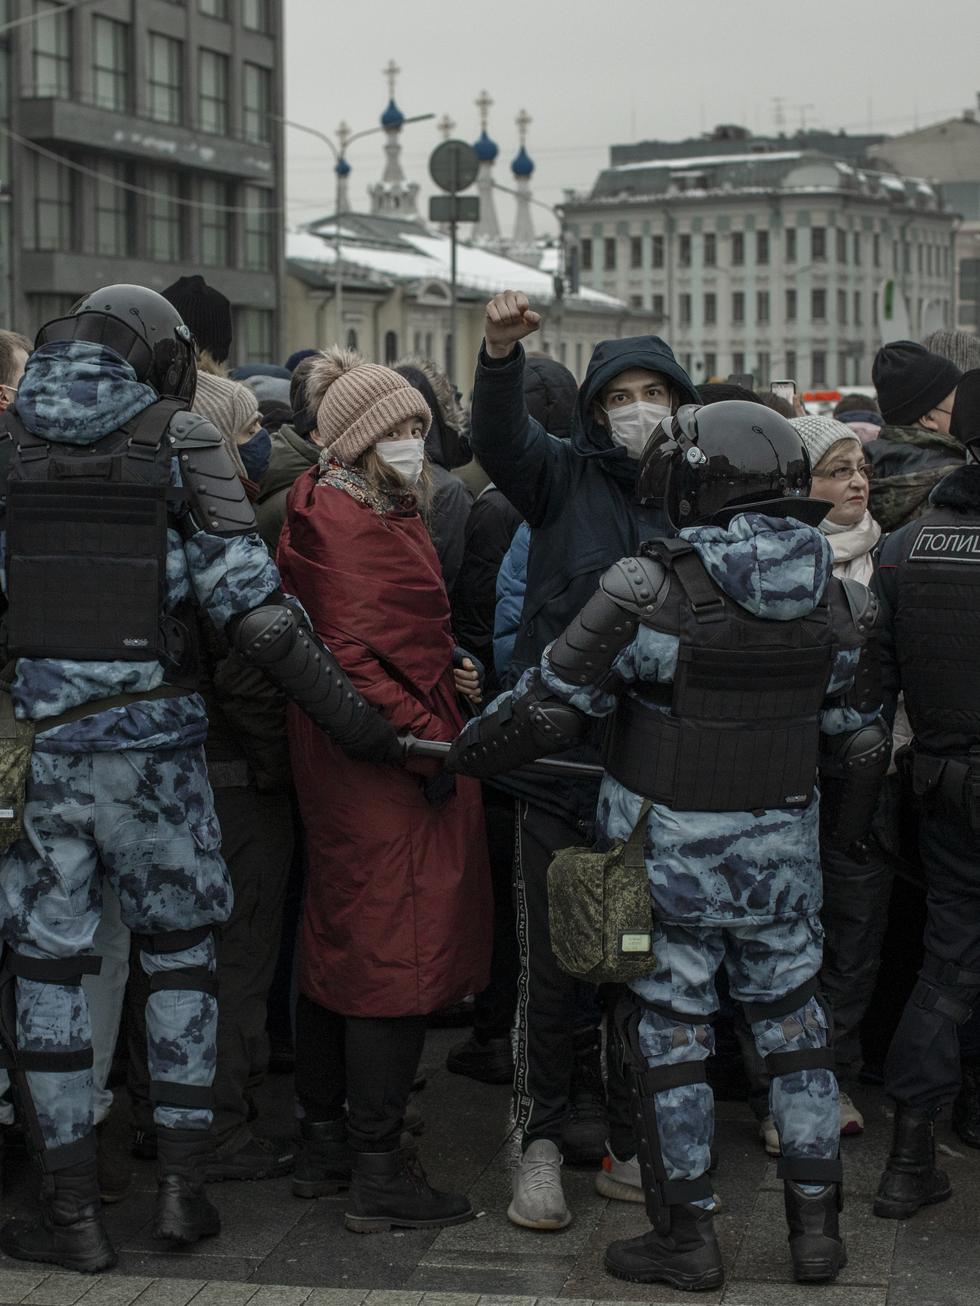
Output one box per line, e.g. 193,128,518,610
595,1148,644,1202
839,1091,865,1136
507,1139,572,1230
760,1115,781,1156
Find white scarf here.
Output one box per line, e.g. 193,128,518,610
820,511,881,584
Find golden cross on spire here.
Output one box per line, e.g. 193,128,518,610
383,59,400,101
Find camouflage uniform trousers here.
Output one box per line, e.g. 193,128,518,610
633,914,839,1197
0,745,232,1153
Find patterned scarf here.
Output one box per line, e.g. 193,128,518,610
316,453,417,517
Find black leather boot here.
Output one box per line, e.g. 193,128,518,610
344,1147,474,1233
874,1106,952,1219
604,1203,724,1291
0,1159,116,1273
561,1028,608,1167
952,1060,980,1149
784,1183,847,1283
154,1127,221,1244
292,1118,352,1198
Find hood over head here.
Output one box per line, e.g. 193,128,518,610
394,356,467,468
523,353,578,438
14,339,158,445
682,511,833,621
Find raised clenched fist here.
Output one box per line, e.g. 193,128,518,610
484,291,541,360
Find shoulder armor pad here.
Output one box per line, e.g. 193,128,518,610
174,417,257,538
829,577,879,642
168,411,223,450
599,555,670,621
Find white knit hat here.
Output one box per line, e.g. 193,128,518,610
790,415,862,470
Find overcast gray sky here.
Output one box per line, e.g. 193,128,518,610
284,0,980,236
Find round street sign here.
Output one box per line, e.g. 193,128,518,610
429,139,479,194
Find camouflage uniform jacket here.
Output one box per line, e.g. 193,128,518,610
867,423,964,532
536,513,879,928
2,341,279,753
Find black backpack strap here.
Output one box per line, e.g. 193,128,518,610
643,537,725,622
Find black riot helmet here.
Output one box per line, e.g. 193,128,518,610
35,284,197,402
638,400,829,530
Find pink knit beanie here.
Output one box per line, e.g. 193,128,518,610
306,347,431,462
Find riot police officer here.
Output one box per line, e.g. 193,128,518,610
873,368,980,1221
0,287,401,1272
447,402,888,1289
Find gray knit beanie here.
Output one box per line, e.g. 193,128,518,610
192,371,260,476
790,415,862,470
922,330,980,374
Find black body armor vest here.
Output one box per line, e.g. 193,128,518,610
893,507,980,757
603,540,839,812
2,400,185,662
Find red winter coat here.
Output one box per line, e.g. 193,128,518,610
278,468,492,1018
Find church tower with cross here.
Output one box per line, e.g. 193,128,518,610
510,109,537,257
368,60,419,217
472,90,501,246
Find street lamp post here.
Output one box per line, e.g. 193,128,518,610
277,112,435,347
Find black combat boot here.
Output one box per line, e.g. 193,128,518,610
874,1106,952,1219
292,1118,352,1198
561,1028,608,1166
154,1127,221,1244
784,1183,847,1283
446,1033,514,1085
344,1146,474,1232
952,1060,980,1149
0,1159,116,1273
604,1203,724,1291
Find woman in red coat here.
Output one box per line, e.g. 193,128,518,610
277,348,491,1233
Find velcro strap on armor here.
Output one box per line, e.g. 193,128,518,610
776,1155,843,1185
39,1132,98,1174
764,1048,836,1077
636,1061,708,1094
7,953,102,985
661,1174,715,1205
138,925,215,955
149,968,218,999
151,1080,213,1110
0,1045,94,1073
912,978,973,1024
742,977,821,1025
922,954,980,990
641,998,719,1025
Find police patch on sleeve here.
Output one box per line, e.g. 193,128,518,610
909,524,980,563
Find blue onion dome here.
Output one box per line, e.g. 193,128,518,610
511,145,534,177
473,130,499,163
381,98,405,130
335,156,351,177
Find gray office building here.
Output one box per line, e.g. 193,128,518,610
0,0,284,361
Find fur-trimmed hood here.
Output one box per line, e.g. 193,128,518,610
929,462,980,514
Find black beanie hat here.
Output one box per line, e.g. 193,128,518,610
872,339,962,426
162,275,232,363
950,369,980,447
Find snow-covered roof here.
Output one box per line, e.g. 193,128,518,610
287,224,625,309
610,150,802,173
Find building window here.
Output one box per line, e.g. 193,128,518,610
903,242,911,273
853,291,862,325
146,168,182,261
812,351,827,386
756,230,769,265
147,33,182,124
92,16,128,112
384,331,398,364
679,293,692,327
652,293,665,320
731,231,744,266
732,351,745,374
198,49,228,134
811,227,826,261
918,244,924,275
243,184,273,271
757,351,770,381
603,236,616,271
836,228,847,263
651,234,664,268
94,160,131,256
704,292,716,326
703,232,716,267
873,232,881,267
200,178,231,265
703,352,716,378
575,342,583,375
629,235,642,269
785,228,797,262
629,294,643,309
199,0,228,16
853,232,861,265
785,349,797,378
678,233,691,267
838,351,849,381
811,288,827,322
756,290,770,324
786,288,797,322
238,308,274,364
33,0,71,97
243,62,272,144
959,259,980,326
242,0,271,32
732,291,745,325
837,289,847,325
33,155,74,251
580,238,592,271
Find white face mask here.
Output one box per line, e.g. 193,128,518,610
375,437,425,485
604,401,671,460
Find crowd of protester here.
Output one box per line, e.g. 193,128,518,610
2,271,980,1289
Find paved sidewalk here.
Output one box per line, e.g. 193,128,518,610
1,1031,978,1306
